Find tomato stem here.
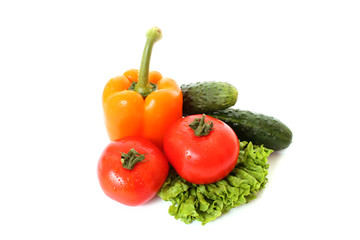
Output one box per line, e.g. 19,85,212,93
189,114,214,136
121,148,147,170
133,27,162,98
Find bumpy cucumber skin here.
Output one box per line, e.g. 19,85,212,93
209,108,292,151
181,81,238,115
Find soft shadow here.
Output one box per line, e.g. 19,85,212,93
267,149,287,177
141,194,164,207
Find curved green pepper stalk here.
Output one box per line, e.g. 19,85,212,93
131,27,162,98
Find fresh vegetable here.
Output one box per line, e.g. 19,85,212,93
158,141,272,225
208,108,292,150
181,81,238,115
97,136,169,206
163,114,239,185
102,27,183,149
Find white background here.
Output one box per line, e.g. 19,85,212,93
1,0,359,239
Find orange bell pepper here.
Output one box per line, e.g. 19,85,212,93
102,27,183,149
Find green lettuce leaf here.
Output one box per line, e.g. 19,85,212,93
158,141,273,225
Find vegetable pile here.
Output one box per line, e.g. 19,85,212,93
97,27,292,225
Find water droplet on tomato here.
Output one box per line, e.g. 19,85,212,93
185,150,192,160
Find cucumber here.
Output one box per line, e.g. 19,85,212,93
181,81,238,115
208,108,292,151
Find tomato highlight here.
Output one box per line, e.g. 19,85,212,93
163,114,239,184
97,136,169,206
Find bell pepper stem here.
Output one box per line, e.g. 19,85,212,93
135,27,162,97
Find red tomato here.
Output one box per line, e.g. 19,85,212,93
97,136,169,206
163,114,239,184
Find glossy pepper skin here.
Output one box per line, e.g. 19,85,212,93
102,27,182,149
102,69,182,149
